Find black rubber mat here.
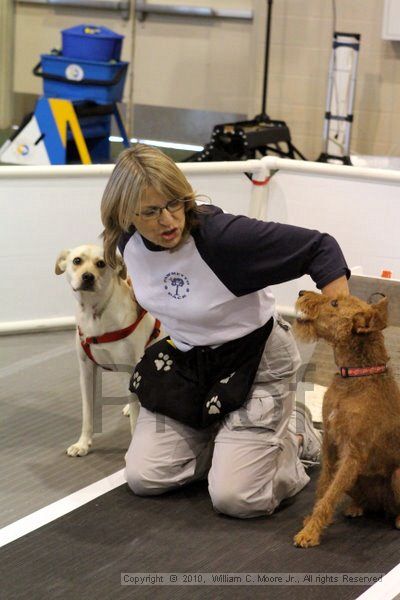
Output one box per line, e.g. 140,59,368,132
1,468,399,600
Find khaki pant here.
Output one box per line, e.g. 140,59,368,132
124,315,310,518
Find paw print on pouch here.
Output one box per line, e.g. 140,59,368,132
206,395,221,415
132,372,141,390
154,353,173,372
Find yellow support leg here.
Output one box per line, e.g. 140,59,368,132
49,98,92,165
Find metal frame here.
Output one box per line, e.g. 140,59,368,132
136,2,252,21
15,0,252,21
15,0,130,19
319,32,361,165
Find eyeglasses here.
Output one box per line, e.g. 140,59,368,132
135,198,190,221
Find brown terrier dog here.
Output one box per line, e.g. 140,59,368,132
293,291,400,548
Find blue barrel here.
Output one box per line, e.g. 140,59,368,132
62,25,124,62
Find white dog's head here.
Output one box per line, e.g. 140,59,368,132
55,244,127,294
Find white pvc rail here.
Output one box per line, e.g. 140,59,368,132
0,160,264,179
262,156,400,184
2,156,400,183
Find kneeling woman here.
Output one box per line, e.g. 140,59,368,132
101,144,349,518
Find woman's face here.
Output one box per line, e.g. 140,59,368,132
131,187,186,249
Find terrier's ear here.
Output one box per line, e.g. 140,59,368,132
115,254,127,280
55,249,70,275
371,296,388,330
353,298,388,334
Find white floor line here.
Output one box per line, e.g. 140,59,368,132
0,469,126,548
355,562,400,600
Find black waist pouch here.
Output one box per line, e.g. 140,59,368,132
129,317,274,429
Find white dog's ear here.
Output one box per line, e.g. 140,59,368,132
55,249,70,275
115,254,127,280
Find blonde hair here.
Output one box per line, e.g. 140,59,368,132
101,143,201,267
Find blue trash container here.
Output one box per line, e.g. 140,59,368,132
33,54,128,104
62,25,124,62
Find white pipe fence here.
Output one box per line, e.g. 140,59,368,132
4,155,400,182
262,156,400,184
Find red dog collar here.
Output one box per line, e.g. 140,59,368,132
339,365,387,378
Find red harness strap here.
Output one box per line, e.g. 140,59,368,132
339,365,387,378
145,318,161,348
78,311,161,370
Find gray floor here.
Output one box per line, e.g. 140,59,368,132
1,320,400,529
2,325,400,599
1,93,246,162
0,329,132,528
10,92,246,147
3,469,400,600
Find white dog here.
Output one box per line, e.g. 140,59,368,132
55,244,163,456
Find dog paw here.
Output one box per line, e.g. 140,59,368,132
293,528,320,548
154,353,173,372
67,440,91,457
343,503,364,518
131,372,142,389
206,395,221,415
220,372,236,384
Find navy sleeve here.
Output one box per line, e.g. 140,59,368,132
193,207,350,296
118,229,135,256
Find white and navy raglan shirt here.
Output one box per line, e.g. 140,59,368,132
118,205,350,351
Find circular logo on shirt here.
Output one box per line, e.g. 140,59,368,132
164,272,190,300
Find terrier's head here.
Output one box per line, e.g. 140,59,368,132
294,290,388,345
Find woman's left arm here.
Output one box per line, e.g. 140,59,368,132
321,275,350,298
